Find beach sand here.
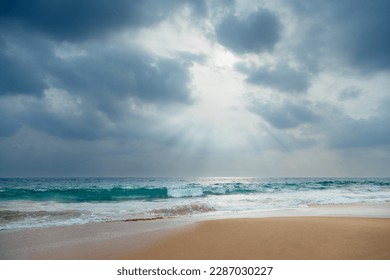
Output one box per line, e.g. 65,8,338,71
1,203,390,260
126,217,390,260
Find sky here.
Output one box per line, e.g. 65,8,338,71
0,0,389,177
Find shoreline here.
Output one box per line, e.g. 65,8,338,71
0,202,390,260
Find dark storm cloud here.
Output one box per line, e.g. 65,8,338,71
327,99,390,148
0,0,199,101
249,100,320,129
329,116,390,148
51,46,192,108
250,97,390,150
0,0,197,140
289,0,390,72
26,108,110,141
0,0,207,42
216,9,282,54
0,40,192,138
0,49,45,96
0,31,192,105
0,34,51,96
237,63,310,93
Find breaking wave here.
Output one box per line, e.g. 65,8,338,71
0,178,389,203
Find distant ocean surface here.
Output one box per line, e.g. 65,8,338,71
1,177,389,231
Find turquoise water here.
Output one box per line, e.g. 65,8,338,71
1,177,389,230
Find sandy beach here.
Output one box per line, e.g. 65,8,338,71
127,217,390,260
1,204,390,260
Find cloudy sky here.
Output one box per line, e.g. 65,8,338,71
0,0,389,177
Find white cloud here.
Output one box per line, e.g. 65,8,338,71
44,88,82,116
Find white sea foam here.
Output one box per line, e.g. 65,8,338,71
167,187,203,198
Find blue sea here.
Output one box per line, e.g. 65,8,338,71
1,177,389,231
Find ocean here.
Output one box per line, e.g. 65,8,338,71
0,177,389,231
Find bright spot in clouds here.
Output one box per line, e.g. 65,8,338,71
0,0,389,177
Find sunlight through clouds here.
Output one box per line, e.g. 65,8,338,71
0,0,389,176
